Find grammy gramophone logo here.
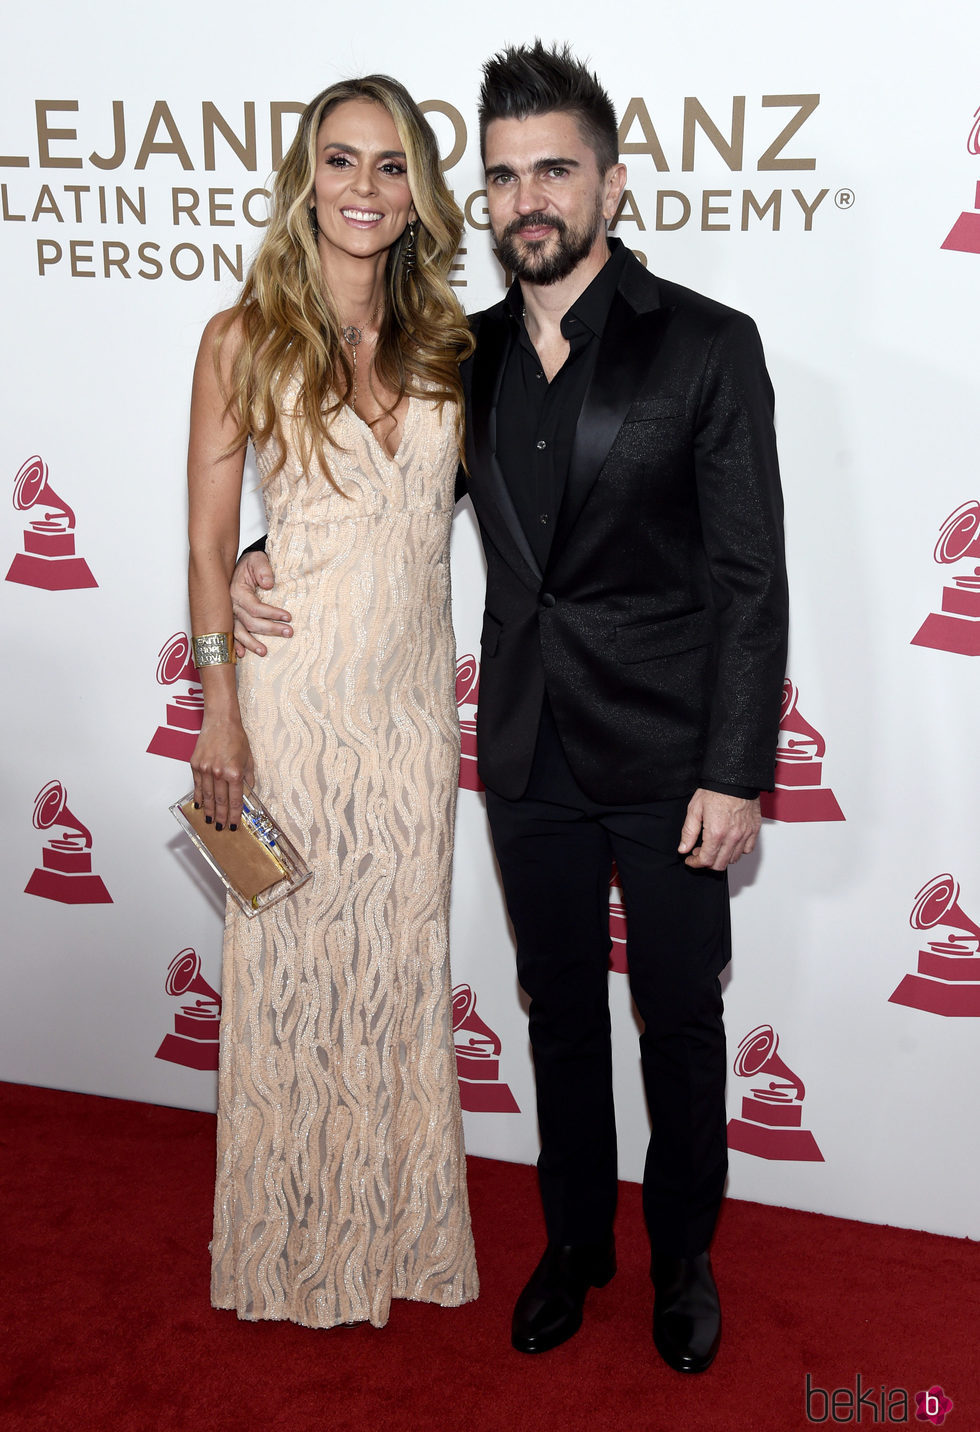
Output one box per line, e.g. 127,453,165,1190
911,499,980,656
609,863,628,974
24,779,112,904
147,632,205,761
727,1024,823,1162
5,455,98,591
941,103,980,255
759,679,844,823
155,948,221,1070
455,653,484,792
452,983,519,1113
889,873,980,1017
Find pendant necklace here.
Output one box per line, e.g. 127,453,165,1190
342,303,382,407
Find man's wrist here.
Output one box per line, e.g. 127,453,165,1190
698,781,760,800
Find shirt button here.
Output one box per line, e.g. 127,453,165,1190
540,592,557,608
536,439,547,450
539,513,549,525
536,371,543,380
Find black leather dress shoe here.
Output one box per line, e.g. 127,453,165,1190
651,1251,721,1373
511,1240,616,1354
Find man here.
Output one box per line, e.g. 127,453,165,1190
232,43,788,1373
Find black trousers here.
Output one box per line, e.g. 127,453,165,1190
485,704,730,1259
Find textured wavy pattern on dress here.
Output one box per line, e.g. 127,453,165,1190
210,390,478,1329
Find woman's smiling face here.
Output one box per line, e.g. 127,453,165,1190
309,98,416,267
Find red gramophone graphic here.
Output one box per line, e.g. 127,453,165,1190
609,863,628,974
911,500,980,656
889,873,980,1017
941,104,980,255
456,653,484,792
155,947,222,1070
147,632,205,761
727,1024,823,1162
452,983,519,1112
5,455,98,591
24,780,112,904
759,679,845,822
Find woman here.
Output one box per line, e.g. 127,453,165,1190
187,76,478,1329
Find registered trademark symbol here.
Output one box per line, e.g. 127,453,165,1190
835,188,855,209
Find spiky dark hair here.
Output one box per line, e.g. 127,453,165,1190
478,40,619,173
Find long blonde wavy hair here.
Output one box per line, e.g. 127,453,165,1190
219,75,473,488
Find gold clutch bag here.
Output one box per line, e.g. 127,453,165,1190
171,786,312,916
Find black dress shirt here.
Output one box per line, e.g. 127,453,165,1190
496,242,627,572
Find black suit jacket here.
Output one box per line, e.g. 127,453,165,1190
458,247,789,804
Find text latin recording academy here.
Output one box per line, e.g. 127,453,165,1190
1,93,836,282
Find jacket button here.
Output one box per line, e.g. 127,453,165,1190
540,592,557,608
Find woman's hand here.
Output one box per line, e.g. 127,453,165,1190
190,715,254,831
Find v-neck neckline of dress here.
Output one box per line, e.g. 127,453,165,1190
345,395,414,466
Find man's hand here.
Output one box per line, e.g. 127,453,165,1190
230,548,292,656
678,789,761,871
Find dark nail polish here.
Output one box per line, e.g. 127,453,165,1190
205,815,212,824
229,823,237,832
193,802,201,810
215,822,223,831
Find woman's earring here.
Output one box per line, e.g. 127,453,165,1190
402,220,418,276
308,207,319,238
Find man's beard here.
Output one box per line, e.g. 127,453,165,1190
496,197,604,286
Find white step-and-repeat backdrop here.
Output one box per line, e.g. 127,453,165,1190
3,1,978,1239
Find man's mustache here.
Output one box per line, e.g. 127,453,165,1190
503,212,567,240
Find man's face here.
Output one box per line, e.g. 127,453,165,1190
483,112,625,285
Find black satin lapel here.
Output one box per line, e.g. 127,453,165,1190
468,308,543,583
550,298,672,558
469,308,509,482
485,456,543,582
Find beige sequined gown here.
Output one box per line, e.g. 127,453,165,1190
210,385,478,1329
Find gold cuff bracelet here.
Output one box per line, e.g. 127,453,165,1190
192,632,237,667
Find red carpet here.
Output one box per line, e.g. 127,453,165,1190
0,1081,977,1432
